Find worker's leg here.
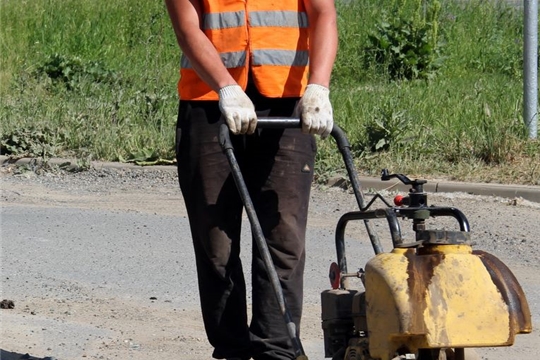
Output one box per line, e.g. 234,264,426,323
245,92,317,360
176,100,252,360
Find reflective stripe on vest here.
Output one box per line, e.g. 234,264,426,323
181,49,307,69
204,11,245,30
249,11,308,28
178,3,309,101
181,51,247,69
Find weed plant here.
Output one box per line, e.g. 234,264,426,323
1,0,538,184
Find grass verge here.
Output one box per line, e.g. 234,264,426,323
1,0,538,185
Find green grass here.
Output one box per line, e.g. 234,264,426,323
1,0,178,162
1,0,538,185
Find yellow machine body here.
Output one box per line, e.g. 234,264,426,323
364,244,532,360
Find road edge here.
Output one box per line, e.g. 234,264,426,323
2,155,540,203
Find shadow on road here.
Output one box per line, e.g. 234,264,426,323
0,350,55,360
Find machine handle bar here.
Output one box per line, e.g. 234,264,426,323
219,117,383,270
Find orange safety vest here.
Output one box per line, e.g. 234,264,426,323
178,0,309,101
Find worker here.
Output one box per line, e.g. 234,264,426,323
165,0,337,359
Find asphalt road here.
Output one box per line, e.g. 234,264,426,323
1,165,539,360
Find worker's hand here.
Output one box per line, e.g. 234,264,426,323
295,84,334,139
218,85,257,135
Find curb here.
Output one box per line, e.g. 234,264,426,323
2,155,540,203
354,176,540,204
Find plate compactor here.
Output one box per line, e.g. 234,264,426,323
219,119,532,360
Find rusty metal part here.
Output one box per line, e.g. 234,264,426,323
364,245,532,360
473,250,533,336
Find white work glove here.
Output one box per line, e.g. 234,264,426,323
295,84,334,139
218,85,257,135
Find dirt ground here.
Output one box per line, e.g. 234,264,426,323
1,164,539,360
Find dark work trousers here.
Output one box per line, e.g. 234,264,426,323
175,83,316,360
